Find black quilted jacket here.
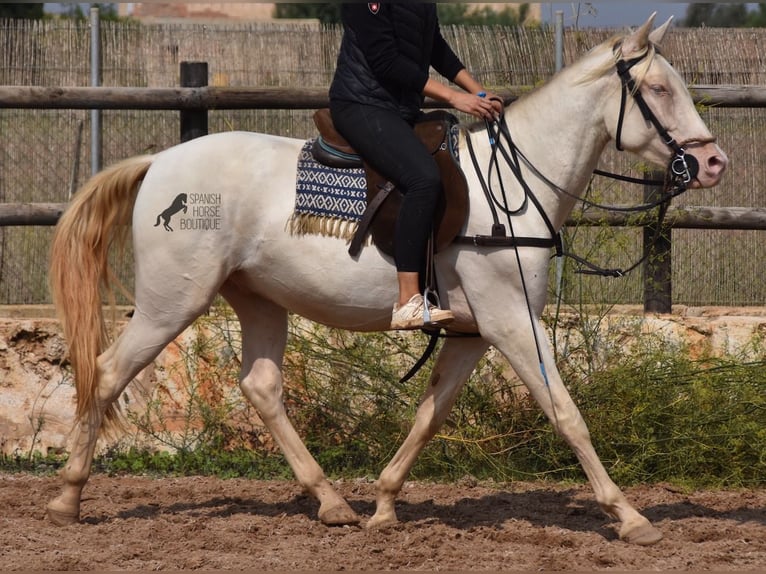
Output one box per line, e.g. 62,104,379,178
329,3,465,122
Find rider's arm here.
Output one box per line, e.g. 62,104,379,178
423,72,502,121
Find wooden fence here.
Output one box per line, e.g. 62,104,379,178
2,62,766,312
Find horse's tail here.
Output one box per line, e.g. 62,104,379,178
50,154,154,424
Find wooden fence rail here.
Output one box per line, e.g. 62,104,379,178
4,203,766,230
2,84,766,110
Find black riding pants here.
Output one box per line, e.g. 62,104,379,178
330,100,441,274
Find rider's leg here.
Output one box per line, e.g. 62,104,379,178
396,272,419,307
330,102,452,328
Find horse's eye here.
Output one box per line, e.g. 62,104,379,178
649,84,668,96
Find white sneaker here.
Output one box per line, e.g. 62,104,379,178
390,294,454,330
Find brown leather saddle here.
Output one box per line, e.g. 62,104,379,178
311,108,468,258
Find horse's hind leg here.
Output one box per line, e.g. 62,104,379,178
368,336,490,528
222,285,359,526
47,309,201,525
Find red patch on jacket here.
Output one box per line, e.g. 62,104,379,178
368,3,380,15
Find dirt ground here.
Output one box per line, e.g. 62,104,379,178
3,310,766,571
1,474,764,571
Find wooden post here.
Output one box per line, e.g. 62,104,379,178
643,171,672,313
179,62,208,142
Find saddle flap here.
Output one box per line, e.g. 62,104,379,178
364,150,468,257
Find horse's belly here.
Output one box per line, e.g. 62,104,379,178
233,234,400,330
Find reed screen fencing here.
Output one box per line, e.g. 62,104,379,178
1,19,765,306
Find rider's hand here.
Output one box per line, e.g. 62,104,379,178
450,90,502,121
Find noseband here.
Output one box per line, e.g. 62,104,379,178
613,44,714,188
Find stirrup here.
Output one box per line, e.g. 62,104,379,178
422,286,440,324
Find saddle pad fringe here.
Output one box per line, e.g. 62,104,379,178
288,139,370,244
287,213,359,242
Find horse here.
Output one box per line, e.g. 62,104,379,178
46,15,727,545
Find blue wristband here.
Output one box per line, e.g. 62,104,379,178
477,91,486,97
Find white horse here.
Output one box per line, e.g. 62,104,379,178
47,15,726,545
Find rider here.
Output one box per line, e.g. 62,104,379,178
329,2,502,330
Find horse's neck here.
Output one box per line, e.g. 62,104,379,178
499,71,613,229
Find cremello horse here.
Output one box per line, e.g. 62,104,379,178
47,16,726,545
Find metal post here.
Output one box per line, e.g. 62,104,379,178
90,6,101,175
553,10,565,303
180,62,208,142
555,11,564,72
68,120,83,200
643,171,672,313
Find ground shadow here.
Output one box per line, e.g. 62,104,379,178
89,483,765,540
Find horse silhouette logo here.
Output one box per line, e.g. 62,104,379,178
154,193,187,231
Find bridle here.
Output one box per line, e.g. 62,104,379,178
612,42,715,188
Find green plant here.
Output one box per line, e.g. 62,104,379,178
7,302,766,489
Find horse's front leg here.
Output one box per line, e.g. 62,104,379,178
491,314,663,546
368,336,490,528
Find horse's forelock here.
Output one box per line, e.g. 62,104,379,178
617,41,659,96
577,34,658,91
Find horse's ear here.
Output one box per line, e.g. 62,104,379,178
648,16,673,47
621,12,656,56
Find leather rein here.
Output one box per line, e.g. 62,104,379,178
456,44,716,278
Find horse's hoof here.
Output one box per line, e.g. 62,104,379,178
365,512,398,529
318,502,360,526
620,521,663,546
46,501,80,526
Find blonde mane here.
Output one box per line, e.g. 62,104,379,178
578,34,658,93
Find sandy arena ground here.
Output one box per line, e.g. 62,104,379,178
1,474,764,571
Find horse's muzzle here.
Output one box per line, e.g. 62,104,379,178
688,142,728,188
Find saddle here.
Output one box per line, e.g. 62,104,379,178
311,108,468,258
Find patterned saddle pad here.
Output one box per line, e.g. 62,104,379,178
288,139,366,241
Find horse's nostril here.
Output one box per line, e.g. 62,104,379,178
708,155,728,175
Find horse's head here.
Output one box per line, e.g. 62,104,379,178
602,14,728,189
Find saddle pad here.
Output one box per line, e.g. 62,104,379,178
288,139,367,240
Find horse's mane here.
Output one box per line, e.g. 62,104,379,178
462,32,658,134
578,34,658,93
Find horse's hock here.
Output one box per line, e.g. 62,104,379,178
1,304,765,457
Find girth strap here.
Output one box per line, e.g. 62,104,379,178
453,233,560,250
